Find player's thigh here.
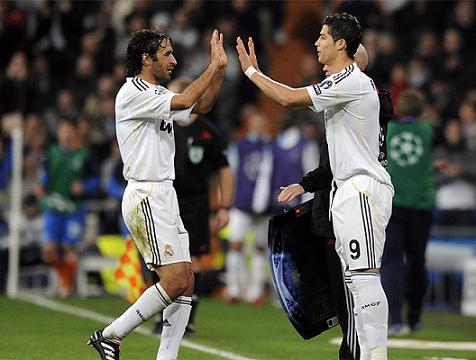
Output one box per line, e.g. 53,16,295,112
332,177,392,270
122,182,190,269
64,208,86,246
41,210,64,244
229,208,253,243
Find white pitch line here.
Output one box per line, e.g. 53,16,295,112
331,337,476,351
18,292,256,360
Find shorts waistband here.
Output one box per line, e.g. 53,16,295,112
127,179,173,186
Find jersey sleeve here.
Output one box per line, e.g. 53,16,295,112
305,75,358,113
126,85,194,122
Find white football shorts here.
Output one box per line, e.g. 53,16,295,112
229,208,269,247
122,180,190,269
331,175,393,271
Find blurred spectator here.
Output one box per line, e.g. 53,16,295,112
381,89,436,336
0,193,43,293
19,194,44,267
225,106,271,304
447,0,476,57
0,51,34,116
30,55,55,113
390,64,408,111
23,113,48,196
69,53,97,107
433,119,476,226
43,88,78,137
266,115,318,214
0,135,12,190
35,118,98,297
407,58,430,91
458,101,476,151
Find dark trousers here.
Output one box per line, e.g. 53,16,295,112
380,206,433,327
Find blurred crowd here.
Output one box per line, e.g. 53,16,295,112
0,0,475,295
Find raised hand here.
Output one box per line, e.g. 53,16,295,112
210,29,221,68
236,36,253,72
247,37,260,72
218,32,228,68
278,183,305,203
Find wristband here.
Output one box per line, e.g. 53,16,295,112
244,66,258,79
219,205,231,210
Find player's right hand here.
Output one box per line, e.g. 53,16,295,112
247,37,260,72
278,183,305,203
236,36,252,72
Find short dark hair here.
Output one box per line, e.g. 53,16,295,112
323,13,362,59
397,89,425,117
125,29,171,77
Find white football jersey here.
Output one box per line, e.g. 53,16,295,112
115,77,194,182
306,63,392,189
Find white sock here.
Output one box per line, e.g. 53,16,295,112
350,272,388,353
345,272,371,360
103,283,171,341
371,347,388,360
247,251,266,302
157,296,192,360
226,249,244,298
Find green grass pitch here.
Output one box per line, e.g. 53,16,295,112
1,295,476,359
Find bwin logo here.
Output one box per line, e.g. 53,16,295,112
160,120,173,134
361,301,381,309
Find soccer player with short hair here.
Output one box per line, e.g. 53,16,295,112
88,28,227,360
236,13,393,360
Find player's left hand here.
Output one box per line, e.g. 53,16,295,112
278,183,305,203
218,32,228,68
236,36,253,72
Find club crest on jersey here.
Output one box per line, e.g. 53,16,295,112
160,120,173,134
319,80,333,89
188,145,204,164
164,244,174,257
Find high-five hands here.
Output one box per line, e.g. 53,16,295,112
210,29,227,69
277,183,305,203
236,37,260,73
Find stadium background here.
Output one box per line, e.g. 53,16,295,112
0,1,475,359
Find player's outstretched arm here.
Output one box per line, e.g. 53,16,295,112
192,32,228,114
236,36,311,108
171,29,223,111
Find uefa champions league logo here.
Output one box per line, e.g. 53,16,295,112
389,131,424,167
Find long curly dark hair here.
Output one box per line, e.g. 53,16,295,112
125,29,171,77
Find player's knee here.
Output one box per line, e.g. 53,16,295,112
158,263,193,298
229,241,243,251
42,243,59,263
